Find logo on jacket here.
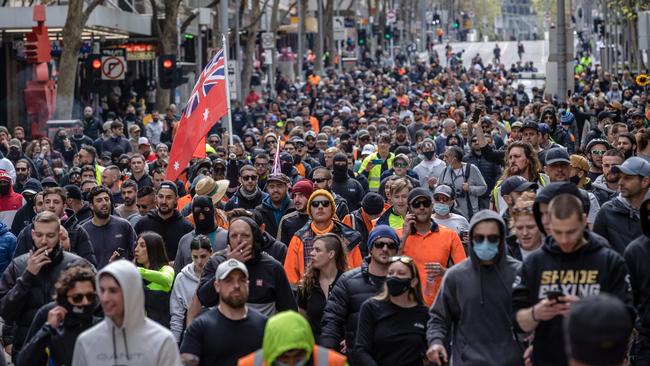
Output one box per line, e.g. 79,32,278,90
256,279,264,287
414,322,425,329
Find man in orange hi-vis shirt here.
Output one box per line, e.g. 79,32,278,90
400,187,466,306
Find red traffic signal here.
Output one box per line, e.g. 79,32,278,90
158,55,177,89
162,59,173,69
91,58,102,69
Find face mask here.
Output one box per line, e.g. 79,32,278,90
385,276,412,297
473,240,499,261
60,299,97,325
423,151,435,160
433,202,450,216
0,184,9,195
569,175,581,185
192,196,216,235
332,164,348,182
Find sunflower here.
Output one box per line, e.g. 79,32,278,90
636,74,649,86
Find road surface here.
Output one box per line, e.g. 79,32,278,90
432,40,549,73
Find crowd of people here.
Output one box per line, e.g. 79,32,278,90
0,42,646,366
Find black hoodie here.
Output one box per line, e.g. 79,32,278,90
624,195,650,338
134,209,194,259
512,231,634,366
428,210,523,365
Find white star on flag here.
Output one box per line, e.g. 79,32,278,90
203,108,209,122
173,161,180,171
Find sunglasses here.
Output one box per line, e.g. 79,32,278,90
68,292,97,304
591,150,606,155
373,240,399,250
434,195,451,203
394,162,408,168
472,234,500,243
209,140,219,144
313,178,329,183
16,167,28,172
411,199,432,209
241,175,258,181
311,200,331,208
266,140,277,144
137,204,149,209
389,255,414,264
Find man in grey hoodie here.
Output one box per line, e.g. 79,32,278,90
426,210,523,365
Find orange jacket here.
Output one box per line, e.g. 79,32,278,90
342,211,375,269
401,222,466,306
237,345,346,366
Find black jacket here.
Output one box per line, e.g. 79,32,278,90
464,150,503,196
14,221,97,267
15,301,100,366
260,232,287,264
319,258,386,358
277,211,310,245
331,178,365,211
512,231,634,366
0,250,87,353
10,204,35,237
593,196,642,255
255,199,295,240
134,209,194,259
223,187,268,211
624,197,650,338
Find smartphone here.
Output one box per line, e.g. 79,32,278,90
116,248,126,259
546,290,564,302
371,159,384,165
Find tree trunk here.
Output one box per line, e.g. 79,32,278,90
325,0,334,67
241,0,261,99
155,0,182,113
55,0,102,119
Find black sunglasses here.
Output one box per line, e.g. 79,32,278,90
313,178,328,183
472,234,500,243
373,241,399,250
241,175,258,181
411,200,432,209
310,200,331,208
68,292,97,303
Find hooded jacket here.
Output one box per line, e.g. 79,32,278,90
224,186,269,211
0,180,23,228
591,174,617,206
255,195,295,239
0,247,86,354
511,231,634,366
72,260,180,366
427,210,523,365
624,196,650,338
0,222,16,274
593,195,642,255
134,209,194,259
170,263,200,343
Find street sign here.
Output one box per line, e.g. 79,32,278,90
101,56,126,80
333,16,346,41
386,10,396,24
261,32,275,49
468,10,475,18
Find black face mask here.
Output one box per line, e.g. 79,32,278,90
0,184,10,195
7,150,21,161
192,196,216,234
332,164,348,182
385,277,411,297
569,175,581,185
59,298,97,327
281,163,292,175
423,151,435,161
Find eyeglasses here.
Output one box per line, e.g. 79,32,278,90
471,139,478,143
394,162,408,168
411,200,432,209
389,255,413,264
16,167,28,172
313,178,329,183
310,200,331,208
209,139,219,144
265,140,277,145
472,234,500,243
591,150,606,155
68,292,97,303
373,240,399,250
241,175,258,181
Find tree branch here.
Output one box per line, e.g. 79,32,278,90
81,0,104,25
240,0,271,32
180,0,220,34
149,0,163,41
273,0,297,31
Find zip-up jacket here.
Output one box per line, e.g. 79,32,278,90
624,197,650,338
134,209,194,259
14,221,97,267
277,211,310,245
138,265,174,328
593,196,642,255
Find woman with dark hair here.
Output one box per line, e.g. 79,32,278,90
297,233,348,341
354,255,430,366
134,231,174,328
36,136,67,173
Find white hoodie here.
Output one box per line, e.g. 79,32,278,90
170,262,200,343
72,260,180,366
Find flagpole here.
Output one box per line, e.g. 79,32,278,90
222,33,234,145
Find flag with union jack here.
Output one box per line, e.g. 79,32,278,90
166,48,228,181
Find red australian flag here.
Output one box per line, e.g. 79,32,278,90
166,49,227,181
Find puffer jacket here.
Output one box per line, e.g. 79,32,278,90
277,211,310,245
624,196,650,338
464,150,502,197
593,196,642,255
319,257,386,359
256,195,295,239
0,222,16,274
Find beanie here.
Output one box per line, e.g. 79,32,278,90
307,189,336,217
292,179,314,198
367,225,400,252
560,110,575,125
362,193,385,216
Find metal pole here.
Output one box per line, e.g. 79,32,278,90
317,0,325,74
235,0,242,101
222,33,234,146
219,0,228,48
297,0,303,83
420,0,426,51
557,0,568,98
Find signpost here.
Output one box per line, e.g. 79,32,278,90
101,56,126,80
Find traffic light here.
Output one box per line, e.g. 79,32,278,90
358,29,367,46
432,13,440,25
453,19,460,29
158,55,177,89
86,54,102,81
384,26,392,40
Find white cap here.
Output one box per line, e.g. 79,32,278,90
215,259,249,280
138,137,150,146
361,144,376,156
340,106,352,114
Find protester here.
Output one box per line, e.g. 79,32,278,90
506,192,542,260
71,260,180,366
255,173,294,238
277,179,313,245
342,192,384,266
438,145,487,218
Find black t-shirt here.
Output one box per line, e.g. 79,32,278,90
180,307,267,366
355,299,429,366
296,273,341,340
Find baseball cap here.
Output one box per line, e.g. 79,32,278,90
585,139,611,152
361,144,376,156
64,184,83,200
0,170,11,183
612,157,650,177
433,184,454,199
408,187,432,204
597,111,617,121
521,121,539,132
8,139,21,149
500,176,538,196
41,177,58,188
22,178,42,195
215,259,249,280
544,148,571,166
393,153,410,164
158,180,179,196
564,294,633,366
138,137,150,146
511,121,524,129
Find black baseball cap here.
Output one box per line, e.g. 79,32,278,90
545,148,571,166
500,176,538,196
597,111,617,121
521,121,539,132
64,184,83,200
408,187,432,204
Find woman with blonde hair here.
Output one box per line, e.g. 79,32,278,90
354,255,429,366
506,191,542,261
297,233,348,341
